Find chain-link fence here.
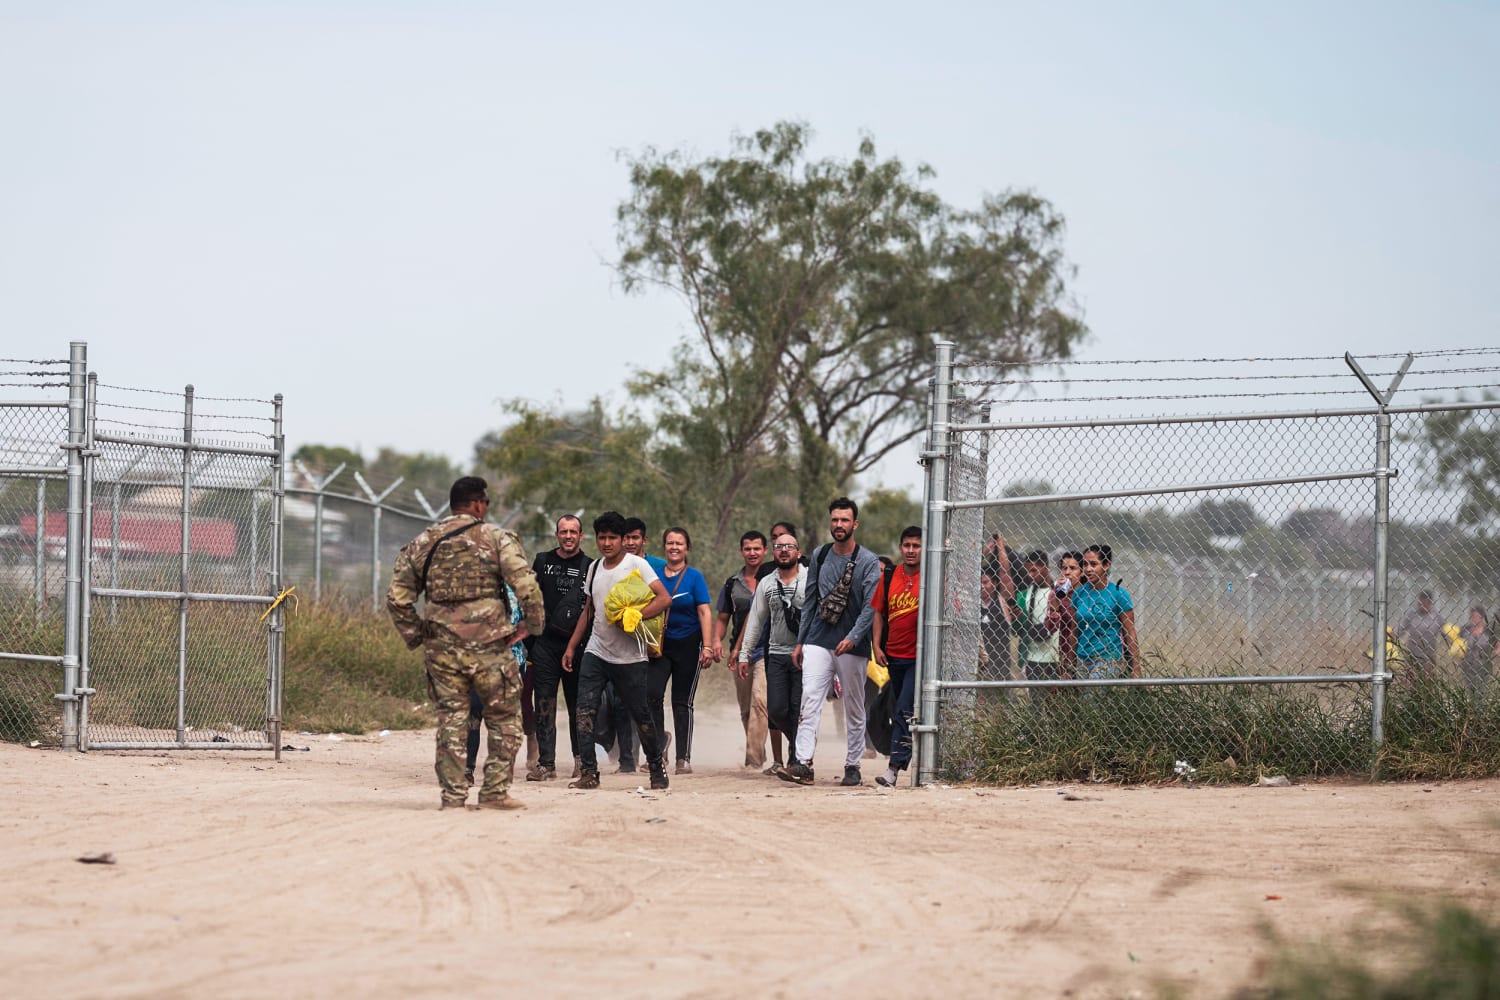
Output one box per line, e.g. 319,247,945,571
85,376,285,750
283,466,553,613
0,341,287,752
915,345,1500,784
0,349,80,746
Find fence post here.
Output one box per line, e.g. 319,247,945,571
1346,351,1411,769
354,472,402,614
293,460,344,602
269,395,285,761
914,341,955,787
78,371,97,749
176,385,194,746
58,341,87,750
33,478,45,621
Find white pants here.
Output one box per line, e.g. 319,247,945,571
794,645,868,769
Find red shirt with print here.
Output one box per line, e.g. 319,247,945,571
871,565,921,660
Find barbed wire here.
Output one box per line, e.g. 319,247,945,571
968,382,1500,405
0,381,69,388
94,416,273,439
961,346,1500,369
0,358,67,366
96,382,275,405
961,364,1500,388
95,400,272,422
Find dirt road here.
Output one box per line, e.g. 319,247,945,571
3,702,1497,999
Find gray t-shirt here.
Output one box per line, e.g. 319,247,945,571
795,543,882,656
583,553,661,664
738,566,807,661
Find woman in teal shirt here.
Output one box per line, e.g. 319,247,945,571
1072,544,1139,680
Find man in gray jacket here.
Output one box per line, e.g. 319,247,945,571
782,497,883,788
737,530,807,777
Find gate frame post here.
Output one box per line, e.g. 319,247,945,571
58,341,87,750
914,340,956,787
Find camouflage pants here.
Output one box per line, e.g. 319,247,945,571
427,638,523,806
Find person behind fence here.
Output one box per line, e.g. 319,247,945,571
1016,550,1076,713
524,514,592,783
1073,544,1138,680
871,526,922,789
979,532,1018,685
651,527,714,775
782,497,882,788
738,528,807,778
562,510,672,791
1455,606,1497,695
386,476,544,811
1397,590,1446,683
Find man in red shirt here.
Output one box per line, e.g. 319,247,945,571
871,526,922,788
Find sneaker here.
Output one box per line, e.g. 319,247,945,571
841,765,862,787
779,761,814,786
476,795,526,811
649,769,670,791
876,768,899,788
614,764,637,774
525,766,555,782
571,756,582,779
567,770,600,790
675,760,692,775
463,768,475,786
763,762,784,776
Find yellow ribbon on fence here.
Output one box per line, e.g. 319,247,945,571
258,586,299,623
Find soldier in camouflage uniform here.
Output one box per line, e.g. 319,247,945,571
387,476,544,810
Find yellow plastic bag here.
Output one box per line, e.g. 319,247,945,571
867,655,889,689
603,569,665,658
1446,622,1467,658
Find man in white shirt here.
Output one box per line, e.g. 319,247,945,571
562,510,673,790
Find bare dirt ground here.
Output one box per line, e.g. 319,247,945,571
4,700,1498,1000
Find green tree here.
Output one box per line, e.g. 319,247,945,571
475,398,681,543
616,121,1087,538
365,448,463,512
1412,396,1500,531
290,444,364,485
851,487,922,556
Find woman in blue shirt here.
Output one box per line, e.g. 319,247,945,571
651,527,715,774
1072,544,1139,680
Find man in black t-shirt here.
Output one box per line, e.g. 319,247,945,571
525,514,592,782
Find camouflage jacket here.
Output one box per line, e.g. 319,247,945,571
386,514,544,649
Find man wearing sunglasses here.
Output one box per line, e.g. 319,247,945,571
736,530,806,774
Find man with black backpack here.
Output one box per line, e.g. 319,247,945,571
781,497,883,788
525,514,592,782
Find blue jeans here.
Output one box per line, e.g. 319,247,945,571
887,658,916,771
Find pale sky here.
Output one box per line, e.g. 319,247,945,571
2,1,1496,496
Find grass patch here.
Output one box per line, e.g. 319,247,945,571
946,677,1500,785
282,598,432,734
1213,897,1500,999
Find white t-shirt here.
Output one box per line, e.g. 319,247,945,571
583,553,661,664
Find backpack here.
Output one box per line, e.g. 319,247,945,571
811,543,862,626
545,560,593,640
